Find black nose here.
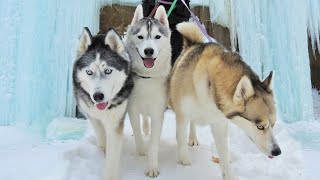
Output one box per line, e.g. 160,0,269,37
271,147,281,156
93,92,104,102
144,48,154,57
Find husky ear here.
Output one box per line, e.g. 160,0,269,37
233,76,255,104
105,28,125,54
77,27,92,58
154,6,169,26
131,5,144,25
263,71,274,91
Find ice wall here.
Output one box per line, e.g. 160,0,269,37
0,0,122,133
0,0,318,134
208,0,316,123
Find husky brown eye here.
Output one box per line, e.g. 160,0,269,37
155,35,161,39
257,125,265,130
105,69,112,75
137,35,144,39
86,70,93,75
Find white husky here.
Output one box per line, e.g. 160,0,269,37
125,5,172,177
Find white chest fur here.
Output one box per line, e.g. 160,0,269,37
129,76,168,115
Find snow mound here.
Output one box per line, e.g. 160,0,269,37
46,117,88,140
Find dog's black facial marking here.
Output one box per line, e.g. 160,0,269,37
101,50,129,74
128,17,169,38
75,34,129,75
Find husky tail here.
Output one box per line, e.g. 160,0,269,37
176,22,207,47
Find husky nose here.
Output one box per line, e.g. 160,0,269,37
271,147,281,156
93,92,104,102
144,48,154,57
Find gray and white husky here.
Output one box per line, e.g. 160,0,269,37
125,5,171,177
73,27,133,180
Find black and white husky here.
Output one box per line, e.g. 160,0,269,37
124,5,172,178
73,27,133,180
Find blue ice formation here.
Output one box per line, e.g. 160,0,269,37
207,0,318,122
0,0,115,134
0,0,318,136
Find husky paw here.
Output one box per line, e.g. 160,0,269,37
136,146,146,156
145,168,160,178
179,158,191,166
188,138,199,146
178,155,191,166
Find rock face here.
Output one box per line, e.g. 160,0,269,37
309,38,320,90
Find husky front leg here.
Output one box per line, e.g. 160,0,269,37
128,107,146,156
189,121,199,146
145,112,164,177
211,121,237,180
105,125,124,180
176,114,191,166
88,116,106,152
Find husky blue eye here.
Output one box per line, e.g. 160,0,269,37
137,35,144,39
155,35,161,39
257,125,265,130
105,69,112,75
86,70,93,75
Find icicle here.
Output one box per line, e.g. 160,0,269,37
306,0,320,55
206,0,315,122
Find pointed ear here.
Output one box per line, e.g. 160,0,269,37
233,76,255,104
131,5,144,25
154,5,169,26
105,28,125,54
263,71,274,91
77,27,92,58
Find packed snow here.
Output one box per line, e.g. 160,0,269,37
0,110,308,180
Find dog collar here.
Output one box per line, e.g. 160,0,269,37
132,72,151,79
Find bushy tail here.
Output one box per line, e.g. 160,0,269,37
176,22,206,45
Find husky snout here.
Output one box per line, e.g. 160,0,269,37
93,92,104,103
144,48,154,57
142,48,156,68
271,145,281,157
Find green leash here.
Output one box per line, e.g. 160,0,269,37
166,0,178,17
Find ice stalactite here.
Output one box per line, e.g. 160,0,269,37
0,0,122,133
207,0,316,123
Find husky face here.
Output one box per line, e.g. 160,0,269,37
229,72,281,158
73,27,130,110
126,5,171,75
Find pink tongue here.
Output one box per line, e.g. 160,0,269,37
268,156,274,159
96,102,108,110
143,58,155,68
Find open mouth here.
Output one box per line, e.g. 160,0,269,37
96,102,108,110
268,155,274,159
136,49,156,68
142,57,156,68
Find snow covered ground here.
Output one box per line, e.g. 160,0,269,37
0,112,307,180
1,89,319,180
